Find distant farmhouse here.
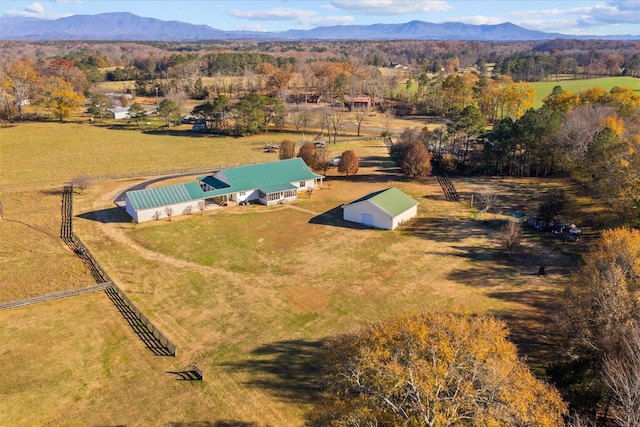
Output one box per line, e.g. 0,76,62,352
125,158,324,223
344,95,372,109
342,187,419,230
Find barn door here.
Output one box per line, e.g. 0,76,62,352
362,213,374,226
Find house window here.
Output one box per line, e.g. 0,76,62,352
299,181,306,188
239,191,246,196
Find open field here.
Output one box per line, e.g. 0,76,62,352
530,76,639,108
0,120,602,425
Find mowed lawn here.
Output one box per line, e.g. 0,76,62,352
0,121,305,191
1,122,586,425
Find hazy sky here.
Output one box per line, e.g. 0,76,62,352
1,0,638,35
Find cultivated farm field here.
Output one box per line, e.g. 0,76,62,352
530,75,639,108
0,121,596,425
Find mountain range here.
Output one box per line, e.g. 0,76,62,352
1,12,636,42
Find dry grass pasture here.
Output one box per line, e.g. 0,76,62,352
0,121,597,426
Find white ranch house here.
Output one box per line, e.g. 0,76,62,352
342,187,419,230
124,158,324,223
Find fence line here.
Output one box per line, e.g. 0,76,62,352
88,163,248,183
69,235,177,355
1,183,178,356
436,173,459,202
105,283,177,356
0,283,111,311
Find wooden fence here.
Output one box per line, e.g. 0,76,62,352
0,283,111,311
436,173,459,202
105,283,177,357
0,183,178,356
89,164,246,182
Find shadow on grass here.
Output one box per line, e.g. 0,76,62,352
222,339,323,404
77,207,131,224
309,205,364,229
404,216,497,243
166,370,203,381
104,286,175,356
169,422,260,427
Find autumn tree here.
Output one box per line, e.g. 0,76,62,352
157,98,180,130
279,139,296,160
297,142,318,169
561,228,640,361
337,150,359,178
43,76,84,121
6,56,40,119
400,141,432,178
308,312,568,426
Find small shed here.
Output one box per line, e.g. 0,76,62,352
342,187,419,230
108,107,130,120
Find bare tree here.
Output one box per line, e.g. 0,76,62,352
183,206,193,215
476,185,498,214
601,323,640,427
197,200,206,214
153,211,161,221
500,220,522,258
383,108,395,135
72,174,92,192
565,413,597,427
164,206,173,220
315,146,331,176
354,108,366,136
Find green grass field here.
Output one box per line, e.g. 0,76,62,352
530,76,639,108
0,121,598,425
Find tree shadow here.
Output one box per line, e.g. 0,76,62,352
404,216,495,243
222,339,323,404
76,207,131,224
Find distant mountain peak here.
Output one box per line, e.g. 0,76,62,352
0,12,634,41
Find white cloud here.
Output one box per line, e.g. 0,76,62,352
515,18,581,33
330,0,453,15
26,2,45,14
229,7,317,21
609,0,640,11
454,15,503,26
228,7,354,27
234,23,268,32
1,1,70,19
